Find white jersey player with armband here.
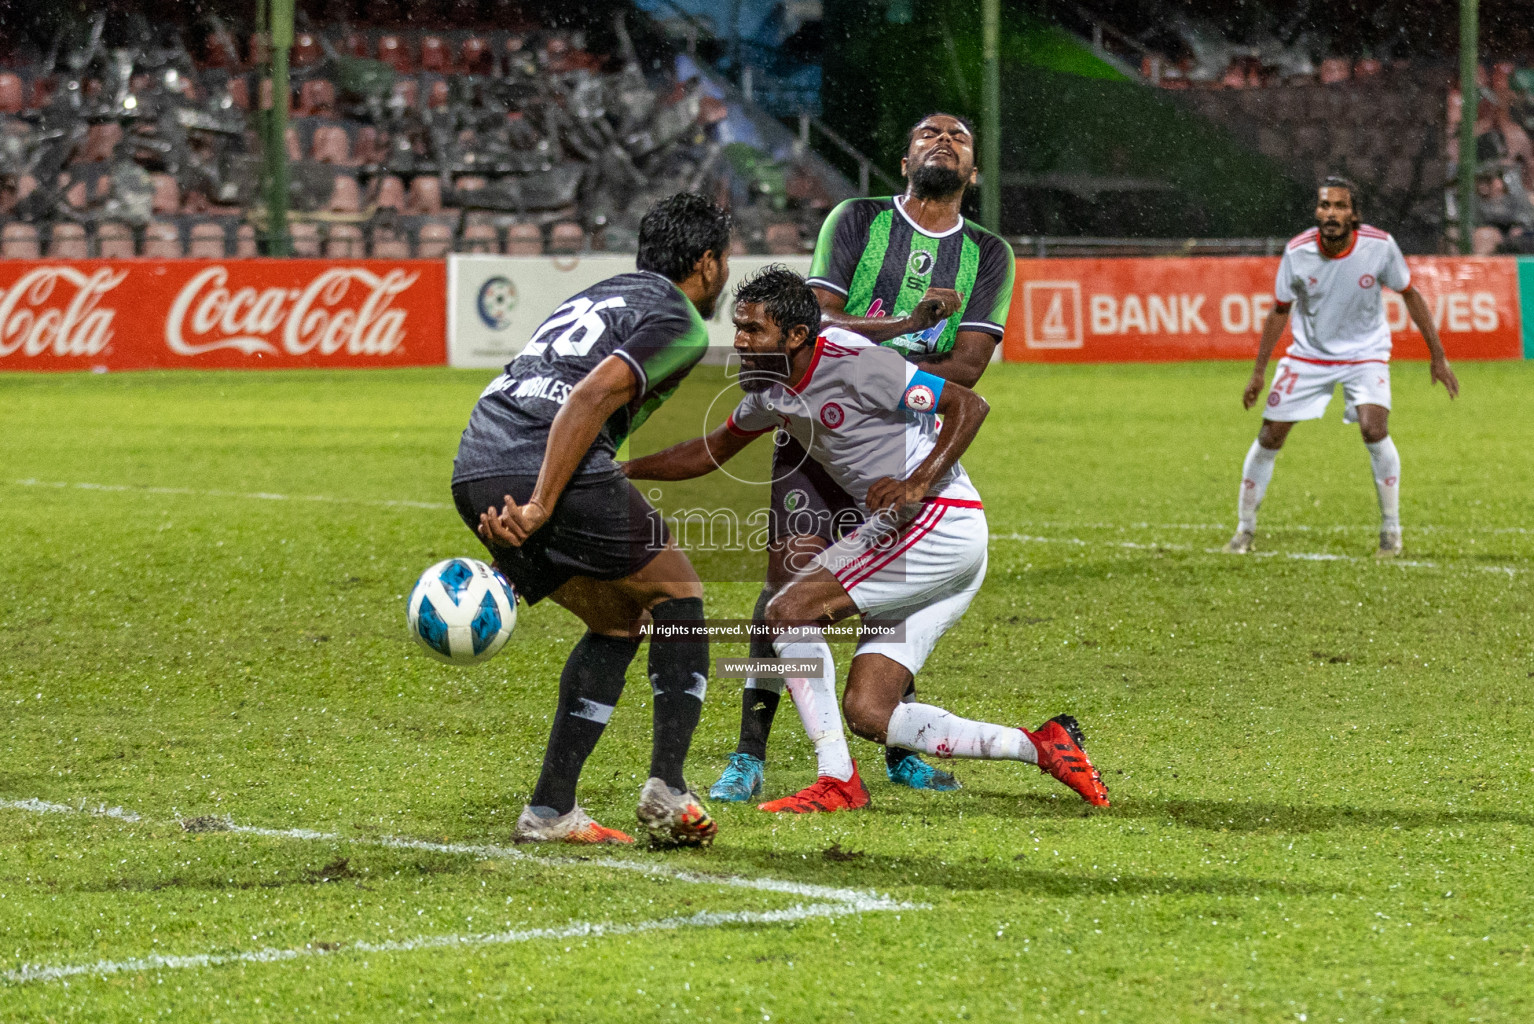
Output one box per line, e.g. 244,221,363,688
623,265,1109,814
1226,177,1460,558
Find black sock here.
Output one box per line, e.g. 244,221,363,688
885,678,920,766
529,632,639,815
736,586,779,761
647,597,709,792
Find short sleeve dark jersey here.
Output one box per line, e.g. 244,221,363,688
806,196,1016,359
452,271,709,484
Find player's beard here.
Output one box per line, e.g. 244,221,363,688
910,162,967,200
736,351,790,391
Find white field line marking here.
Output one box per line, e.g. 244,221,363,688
1,797,920,985
10,478,1530,537
7,478,451,512
10,477,1519,575
989,532,1522,576
1004,520,1534,536
4,903,868,985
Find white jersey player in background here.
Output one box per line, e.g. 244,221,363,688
1226,177,1460,557
625,265,1109,813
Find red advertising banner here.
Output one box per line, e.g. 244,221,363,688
0,260,446,371
1002,256,1522,363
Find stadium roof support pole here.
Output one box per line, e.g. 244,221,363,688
266,0,294,257
980,0,1000,232
1458,0,1478,254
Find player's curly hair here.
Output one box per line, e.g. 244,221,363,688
636,192,733,282
733,264,822,344
1319,175,1363,227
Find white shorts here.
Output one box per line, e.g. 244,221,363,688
1263,356,1392,424
815,499,988,675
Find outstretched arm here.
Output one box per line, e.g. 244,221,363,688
479,356,635,547
911,330,996,387
1243,307,1291,409
622,422,758,481
1400,287,1461,398
865,382,989,515
814,286,961,344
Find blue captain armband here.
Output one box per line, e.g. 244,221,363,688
899,369,945,414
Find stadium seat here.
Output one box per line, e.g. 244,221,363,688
1472,225,1504,255
292,33,323,69
288,221,321,257
354,126,387,166
46,222,89,258
78,123,123,164
62,176,90,211
234,223,258,257
1,223,41,258
311,123,354,165
459,222,498,253
730,235,748,256
150,174,181,215
248,33,270,69
96,222,136,258
504,222,542,255
143,221,183,258
325,223,366,258
295,79,337,117
406,176,443,214
1319,58,1351,85
378,35,414,74
226,75,251,111
187,220,229,258
421,36,451,73
0,73,24,114
202,30,244,70
765,222,801,255
339,31,370,59
426,78,450,111
415,218,455,258
326,174,363,214
391,77,419,110
460,36,492,75
371,175,407,211
548,221,583,254
1354,58,1383,79
454,175,489,195
370,221,412,258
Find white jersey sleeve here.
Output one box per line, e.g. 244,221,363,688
1381,235,1411,292
727,389,779,436
851,343,917,411
1274,247,1296,304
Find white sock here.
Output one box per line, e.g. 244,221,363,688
885,703,1037,764
1366,437,1401,532
1238,439,1279,531
773,632,853,781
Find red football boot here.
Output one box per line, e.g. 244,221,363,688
1027,715,1110,807
758,761,871,813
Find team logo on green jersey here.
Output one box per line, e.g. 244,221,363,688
783,488,808,512
908,250,935,277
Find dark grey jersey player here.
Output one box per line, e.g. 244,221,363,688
453,193,731,847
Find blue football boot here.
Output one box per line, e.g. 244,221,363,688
886,750,961,791
709,752,766,802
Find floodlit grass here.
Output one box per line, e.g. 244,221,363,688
1,361,1530,1023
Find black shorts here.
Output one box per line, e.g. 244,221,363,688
767,433,864,545
452,472,671,605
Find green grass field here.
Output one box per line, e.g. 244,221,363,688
2,360,1530,1023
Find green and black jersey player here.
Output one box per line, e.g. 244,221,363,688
454,193,731,848
709,113,1017,806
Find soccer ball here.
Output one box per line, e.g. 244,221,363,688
406,558,517,665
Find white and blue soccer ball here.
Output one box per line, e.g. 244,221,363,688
406,558,517,665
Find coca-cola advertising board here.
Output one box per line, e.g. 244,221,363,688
0,260,446,371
